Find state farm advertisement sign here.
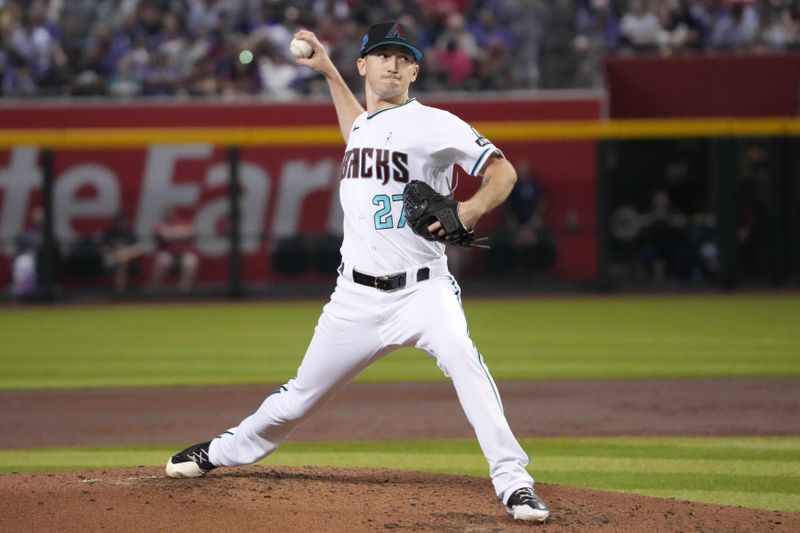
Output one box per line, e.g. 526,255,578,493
0,144,350,285
0,98,601,287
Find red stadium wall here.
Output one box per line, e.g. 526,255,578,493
0,97,601,287
605,54,800,118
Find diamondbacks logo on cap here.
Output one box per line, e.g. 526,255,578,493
386,23,406,40
360,21,422,60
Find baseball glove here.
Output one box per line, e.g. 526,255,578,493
403,180,488,248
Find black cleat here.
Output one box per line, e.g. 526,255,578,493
165,441,217,478
506,486,550,522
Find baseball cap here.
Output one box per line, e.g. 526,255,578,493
360,21,423,61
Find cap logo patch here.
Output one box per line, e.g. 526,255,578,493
360,34,369,53
386,23,405,40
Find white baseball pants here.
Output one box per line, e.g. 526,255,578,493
209,257,534,503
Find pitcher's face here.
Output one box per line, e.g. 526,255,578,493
358,45,419,101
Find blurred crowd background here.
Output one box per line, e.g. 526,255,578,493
2,0,799,299
1,0,798,99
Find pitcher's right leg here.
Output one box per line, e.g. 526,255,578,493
166,279,384,476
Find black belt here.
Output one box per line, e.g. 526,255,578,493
351,266,430,291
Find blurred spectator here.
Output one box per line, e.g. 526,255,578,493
465,7,514,89
758,0,800,49
11,205,64,299
574,0,621,87
108,53,142,96
142,49,181,95
507,160,558,271
255,38,297,99
9,0,68,92
469,8,513,50
434,12,479,61
10,207,44,298
736,144,773,281
102,212,143,294
488,160,557,275
620,0,662,52
184,52,220,96
686,211,718,284
637,189,689,284
576,0,621,49
435,39,473,89
66,233,105,281
473,38,514,90
657,0,705,54
710,0,760,50
158,11,187,67
508,160,546,229
3,50,38,96
150,208,199,292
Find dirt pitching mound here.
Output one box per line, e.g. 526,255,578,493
2,466,795,532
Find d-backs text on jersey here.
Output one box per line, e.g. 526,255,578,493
340,148,409,184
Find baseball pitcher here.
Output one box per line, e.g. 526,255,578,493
165,20,549,523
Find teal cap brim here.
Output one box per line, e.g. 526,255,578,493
362,42,423,61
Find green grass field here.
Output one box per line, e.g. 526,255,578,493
1,294,798,388
1,437,798,512
1,294,798,513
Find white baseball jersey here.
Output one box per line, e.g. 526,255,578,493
208,97,535,507
338,98,501,273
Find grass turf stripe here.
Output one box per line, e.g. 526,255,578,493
2,296,798,388
1,437,798,512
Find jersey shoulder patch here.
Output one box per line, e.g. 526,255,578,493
470,127,491,147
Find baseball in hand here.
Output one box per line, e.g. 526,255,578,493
290,38,313,60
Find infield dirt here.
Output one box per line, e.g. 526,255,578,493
2,378,799,532
2,466,797,532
